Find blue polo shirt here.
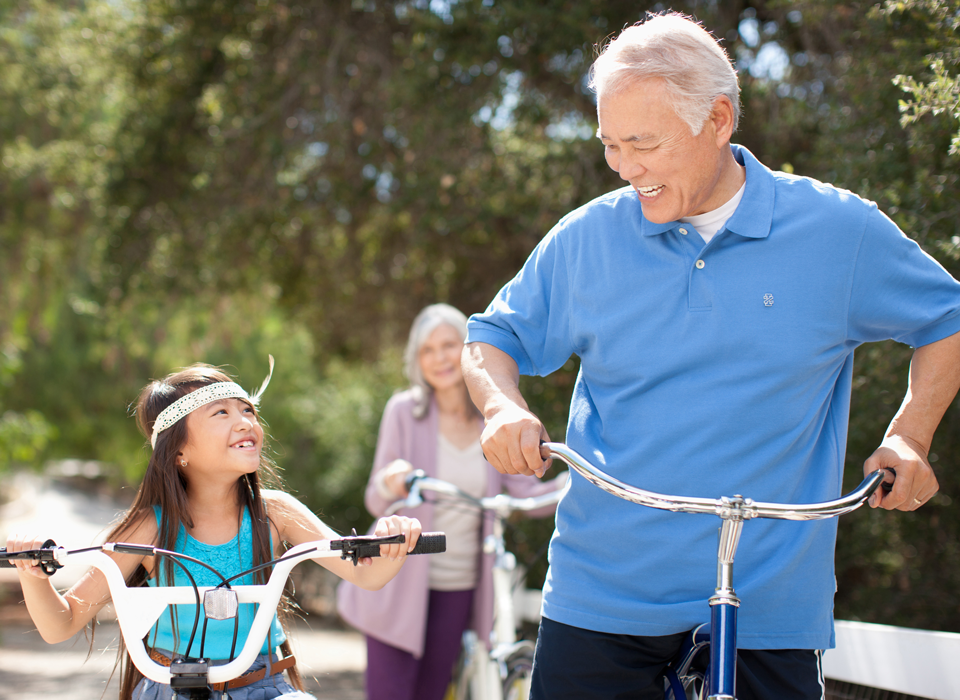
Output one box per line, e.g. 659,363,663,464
466,144,960,649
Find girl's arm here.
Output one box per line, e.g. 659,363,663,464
263,489,420,591
5,513,157,644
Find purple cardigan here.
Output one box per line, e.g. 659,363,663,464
336,389,561,658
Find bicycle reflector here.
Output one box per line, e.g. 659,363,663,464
203,588,239,620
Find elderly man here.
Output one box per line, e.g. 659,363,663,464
462,12,960,700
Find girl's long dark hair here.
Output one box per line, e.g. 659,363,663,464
103,364,304,699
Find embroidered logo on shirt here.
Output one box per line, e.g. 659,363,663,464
763,293,774,307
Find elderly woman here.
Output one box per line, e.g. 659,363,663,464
337,303,565,700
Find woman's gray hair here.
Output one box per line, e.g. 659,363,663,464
588,12,740,136
404,303,470,419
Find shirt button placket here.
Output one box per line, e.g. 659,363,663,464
689,256,711,310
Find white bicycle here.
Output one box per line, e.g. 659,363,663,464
386,470,566,700
0,531,445,699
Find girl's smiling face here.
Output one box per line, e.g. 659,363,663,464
418,323,465,392
178,397,263,480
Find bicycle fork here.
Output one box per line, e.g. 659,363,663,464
706,497,747,700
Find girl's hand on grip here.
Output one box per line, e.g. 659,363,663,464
374,515,422,562
5,534,54,579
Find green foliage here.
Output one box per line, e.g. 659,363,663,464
2,0,960,631
275,350,405,535
0,410,55,470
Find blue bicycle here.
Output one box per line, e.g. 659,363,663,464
540,442,893,700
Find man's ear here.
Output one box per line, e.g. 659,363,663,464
709,95,737,146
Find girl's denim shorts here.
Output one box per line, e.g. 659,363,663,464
132,650,315,700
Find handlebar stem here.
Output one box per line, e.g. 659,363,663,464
710,518,743,608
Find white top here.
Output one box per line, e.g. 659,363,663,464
680,181,746,243
429,434,487,590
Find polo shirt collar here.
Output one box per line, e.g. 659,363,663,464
639,143,775,239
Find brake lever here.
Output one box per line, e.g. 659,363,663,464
330,530,407,566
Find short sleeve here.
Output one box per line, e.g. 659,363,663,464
466,229,576,377
848,206,960,347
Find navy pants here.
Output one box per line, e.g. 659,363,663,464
530,617,824,700
364,589,473,700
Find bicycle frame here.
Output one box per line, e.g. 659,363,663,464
541,442,890,700
388,473,565,700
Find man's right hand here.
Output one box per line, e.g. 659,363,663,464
462,341,552,477
480,402,552,477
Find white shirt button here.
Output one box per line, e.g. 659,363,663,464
679,227,688,235
695,259,705,269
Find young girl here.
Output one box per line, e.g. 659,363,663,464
6,360,421,700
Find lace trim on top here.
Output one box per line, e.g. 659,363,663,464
148,505,285,657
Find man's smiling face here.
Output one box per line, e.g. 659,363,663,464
597,78,731,224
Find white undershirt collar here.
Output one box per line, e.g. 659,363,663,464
680,181,746,244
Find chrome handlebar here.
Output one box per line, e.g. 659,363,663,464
540,442,892,522
385,469,567,517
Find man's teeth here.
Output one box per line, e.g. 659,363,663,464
637,185,664,196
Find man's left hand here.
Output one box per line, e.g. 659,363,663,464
863,434,938,510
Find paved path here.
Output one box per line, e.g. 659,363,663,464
0,617,366,699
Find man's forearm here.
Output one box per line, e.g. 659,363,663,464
461,341,549,476
461,342,526,419
886,330,960,451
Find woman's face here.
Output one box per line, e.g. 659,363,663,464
418,323,465,392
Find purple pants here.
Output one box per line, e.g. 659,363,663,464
364,588,474,700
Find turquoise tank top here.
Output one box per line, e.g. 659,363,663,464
147,505,286,658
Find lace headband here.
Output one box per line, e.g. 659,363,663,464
149,356,275,449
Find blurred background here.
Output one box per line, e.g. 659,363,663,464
1,0,959,633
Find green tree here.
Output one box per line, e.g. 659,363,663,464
3,0,960,631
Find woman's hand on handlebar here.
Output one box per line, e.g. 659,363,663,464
372,515,422,563
380,459,415,499
4,534,55,579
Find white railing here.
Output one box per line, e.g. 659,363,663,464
823,620,960,700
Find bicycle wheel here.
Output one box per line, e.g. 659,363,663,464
502,648,535,700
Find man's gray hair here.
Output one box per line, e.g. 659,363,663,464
588,12,741,136
403,303,470,419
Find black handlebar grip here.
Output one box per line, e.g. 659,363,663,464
0,539,61,575
880,467,896,494
410,532,446,555
354,532,446,559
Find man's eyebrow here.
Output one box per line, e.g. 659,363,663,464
596,129,656,143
